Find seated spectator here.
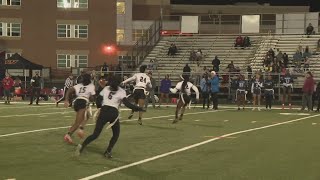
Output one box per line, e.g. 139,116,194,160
196,49,203,62
227,61,235,71
283,53,289,68
234,35,243,47
303,46,312,58
268,48,275,58
167,43,177,56
189,49,196,62
293,50,303,69
243,36,251,47
306,23,314,36
183,63,191,76
276,50,283,63
304,57,310,72
212,56,220,72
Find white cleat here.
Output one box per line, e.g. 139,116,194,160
75,144,82,156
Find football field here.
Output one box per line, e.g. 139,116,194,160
1,104,320,180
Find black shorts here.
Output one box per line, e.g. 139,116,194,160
237,90,246,96
180,94,191,104
283,86,292,94
73,99,88,112
98,105,119,124
133,89,146,100
265,90,274,96
253,89,261,95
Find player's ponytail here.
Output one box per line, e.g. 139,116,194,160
82,74,91,86
109,75,120,91
181,75,189,93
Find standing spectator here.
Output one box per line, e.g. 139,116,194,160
234,35,243,47
212,56,220,72
56,73,74,107
301,72,315,111
276,50,283,64
167,44,177,56
145,72,156,109
183,63,191,77
209,71,219,110
283,53,289,68
315,82,320,112
2,73,14,104
247,66,252,80
195,49,203,62
189,49,196,62
200,74,211,109
243,36,251,47
101,62,108,77
193,63,202,86
304,57,310,72
159,75,171,108
29,72,43,105
306,23,314,36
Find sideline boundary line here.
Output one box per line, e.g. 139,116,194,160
79,114,320,180
0,110,227,138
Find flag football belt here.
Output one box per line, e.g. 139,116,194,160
236,89,247,101
73,96,92,119
134,87,149,95
283,84,293,88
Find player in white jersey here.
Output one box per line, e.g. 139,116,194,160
75,76,145,158
121,65,151,125
63,74,96,144
170,75,199,123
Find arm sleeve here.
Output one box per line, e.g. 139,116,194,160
191,85,200,99
122,98,144,112
122,75,136,84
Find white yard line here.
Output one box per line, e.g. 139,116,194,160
0,110,227,138
78,114,320,180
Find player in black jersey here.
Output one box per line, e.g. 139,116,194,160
251,73,263,111
280,70,294,110
264,74,274,110
236,75,247,110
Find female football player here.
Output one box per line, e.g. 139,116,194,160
264,74,274,110
170,75,199,123
121,65,151,125
251,73,263,111
281,70,294,110
236,74,247,110
63,73,96,144
75,76,145,158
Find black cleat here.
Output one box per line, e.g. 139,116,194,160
104,151,112,159
172,118,179,124
138,118,142,125
238,107,240,111
128,113,134,119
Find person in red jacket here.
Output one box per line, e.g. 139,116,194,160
301,72,315,111
2,73,14,104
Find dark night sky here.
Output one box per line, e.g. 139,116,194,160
171,0,320,11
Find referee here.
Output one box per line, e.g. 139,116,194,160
56,73,74,107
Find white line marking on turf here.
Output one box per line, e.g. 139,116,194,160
251,121,257,123
223,120,229,122
79,113,320,180
0,110,228,138
194,120,200,122
280,113,310,116
312,123,317,125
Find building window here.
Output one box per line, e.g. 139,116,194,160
132,29,149,42
57,0,88,9
0,22,21,37
57,54,88,68
117,2,125,14
57,24,88,39
0,0,21,6
116,29,124,42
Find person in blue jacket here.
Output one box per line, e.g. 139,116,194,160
210,71,219,110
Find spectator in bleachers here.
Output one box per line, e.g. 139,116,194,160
183,63,191,76
298,45,303,55
317,39,320,52
227,61,235,71
234,35,243,47
247,66,252,80
283,53,289,68
293,50,303,69
212,56,220,72
268,48,275,58
167,43,177,56
243,36,251,47
303,46,312,58
196,49,203,62
306,23,314,36
203,66,210,76
189,49,196,62
276,50,283,64
304,57,310,72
